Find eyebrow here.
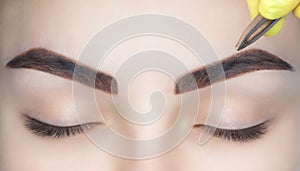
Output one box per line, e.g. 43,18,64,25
6,48,118,94
176,49,294,94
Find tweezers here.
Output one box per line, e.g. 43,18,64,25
235,14,283,51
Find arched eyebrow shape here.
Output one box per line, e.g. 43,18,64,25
6,48,118,94
175,49,294,94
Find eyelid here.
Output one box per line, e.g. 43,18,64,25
196,121,269,142
24,115,98,138
25,115,88,127
195,120,268,129
24,115,100,127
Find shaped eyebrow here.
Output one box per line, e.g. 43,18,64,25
175,49,294,94
6,48,118,94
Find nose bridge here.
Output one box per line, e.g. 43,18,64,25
124,71,180,139
115,157,176,171
108,140,205,171
128,71,172,113
92,70,185,159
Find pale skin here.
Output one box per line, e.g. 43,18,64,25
0,0,300,171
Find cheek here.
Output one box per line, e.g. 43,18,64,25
1,129,115,171
262,109,298,171
185,112,297,171
0,104,112,171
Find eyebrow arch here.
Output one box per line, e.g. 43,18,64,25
176,49,294,94
6,48,118,94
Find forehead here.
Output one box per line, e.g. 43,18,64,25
0,0,299,70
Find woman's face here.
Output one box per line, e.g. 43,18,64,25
1,0,300,170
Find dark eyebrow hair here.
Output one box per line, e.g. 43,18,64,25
175,49,294,94
6,48,118,94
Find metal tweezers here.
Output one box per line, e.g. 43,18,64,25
235,14,282,51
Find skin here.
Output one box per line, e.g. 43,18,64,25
0,0,300,170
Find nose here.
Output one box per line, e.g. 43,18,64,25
115,70,181,140
91,69,200,160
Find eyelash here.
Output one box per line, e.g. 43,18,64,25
204,121,268,142
25,116,92,138
25,115,268,142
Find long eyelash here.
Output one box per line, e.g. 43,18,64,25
25,116,90,138
204,122,268,142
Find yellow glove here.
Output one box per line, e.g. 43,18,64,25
247,0,300,36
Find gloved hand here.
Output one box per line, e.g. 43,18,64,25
247,0,300,36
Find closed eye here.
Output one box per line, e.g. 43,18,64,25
25,114,269,142
198,121,269,142
24,116,96,138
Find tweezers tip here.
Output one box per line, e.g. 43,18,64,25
235,40,249,51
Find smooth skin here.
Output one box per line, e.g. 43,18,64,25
0,0,300,171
